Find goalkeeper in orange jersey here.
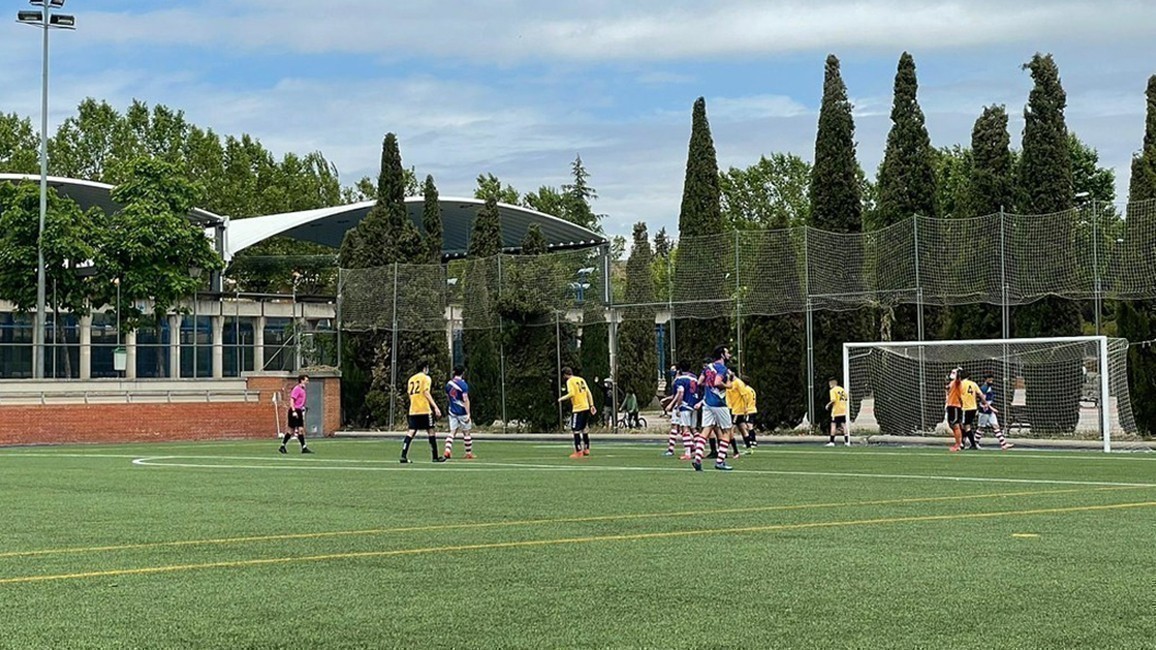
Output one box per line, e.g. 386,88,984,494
944,367,964,452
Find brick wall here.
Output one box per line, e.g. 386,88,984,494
0,374,341,446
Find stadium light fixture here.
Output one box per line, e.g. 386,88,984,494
17,0,76,379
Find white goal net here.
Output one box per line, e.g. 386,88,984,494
843,336,1145,452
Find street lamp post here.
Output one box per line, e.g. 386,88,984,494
17,0,75,380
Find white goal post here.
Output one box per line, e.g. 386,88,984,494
842,336,1140,452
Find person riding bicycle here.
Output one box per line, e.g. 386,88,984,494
623,389,640,429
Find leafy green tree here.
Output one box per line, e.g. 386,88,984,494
1014,53,1082,433
474,173,520,204
0,112,39,173
1119,75,1156,437
673,97,731,364
808,54,871,430
523,186,567,218
719,153,811,230
561,155,604,234
617,223,658,408
91,158,223,330
0,182,98,316
932,145,973,219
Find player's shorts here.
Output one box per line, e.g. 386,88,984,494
962,409,978,427
287,408,304,429
945,406,963,426
978,412,1000,430
448,413,471,432
407,414,433,431
702,405,733,430
571,409,591,432
733,413,748,425
833,415,847,426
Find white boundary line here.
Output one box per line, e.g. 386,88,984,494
111,454,1156,488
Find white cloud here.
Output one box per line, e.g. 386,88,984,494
67,1,1156,63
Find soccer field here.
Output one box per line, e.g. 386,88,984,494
2,440,1154,649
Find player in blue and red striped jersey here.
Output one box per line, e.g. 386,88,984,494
662,361,698,459
443,366,475,460
693,345,735,471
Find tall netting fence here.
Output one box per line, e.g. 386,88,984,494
338,200,1156,438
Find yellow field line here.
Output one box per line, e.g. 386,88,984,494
3,499,1154,586
0,486,1133,560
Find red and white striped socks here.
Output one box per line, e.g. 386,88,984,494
444,434,454,457
692,435,706,464
666,422,679,454
463,433,473,455
717,437,730,463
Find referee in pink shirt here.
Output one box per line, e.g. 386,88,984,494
279,374,314,454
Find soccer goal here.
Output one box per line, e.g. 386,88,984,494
842,336,1145,452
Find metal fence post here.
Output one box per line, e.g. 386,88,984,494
389,262,399,432
804,227,816,431
498,254,508,433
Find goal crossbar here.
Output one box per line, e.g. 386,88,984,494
842,335,1113,452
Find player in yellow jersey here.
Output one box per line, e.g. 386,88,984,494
741,380,758,450
399,360,444,464
826,377,850,446
959,369,984,450
726,373,749,456
558,367,596,458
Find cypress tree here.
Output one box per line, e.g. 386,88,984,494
943,105,1014,341
875,52,939,227
618,223,658,407
808,54,870,431
673,97,731,364
421,174,443,264
1014,54,1082,433
461,197,504,425
1118,75,1156,437
498,224,576,431
874,52,940,348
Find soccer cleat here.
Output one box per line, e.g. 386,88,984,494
433,456,447,463
663,450,675,457
582,449,590,456
278,446,287,454
679,453,692,461
707,451,718,459
399,457,413,464
301,447,314,454
692,461,703,472
1000,442,1014,450
444,451,452,459
825,442,836,447
714,462,733,471
845,441,852,447
569,450,584,459
464,452,476,459
949,445,961,452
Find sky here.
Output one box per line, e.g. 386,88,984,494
1,0,1154,240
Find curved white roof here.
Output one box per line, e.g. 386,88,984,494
0,173,225,226
223,196,607,261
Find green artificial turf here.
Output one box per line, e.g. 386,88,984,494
1,439,1154,649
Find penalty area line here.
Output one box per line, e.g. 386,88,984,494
3,499,1155,586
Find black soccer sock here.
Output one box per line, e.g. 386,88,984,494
582,433,590,450
428,434,439,459
748,431,757,447
965,430,977,447
709,437,718,454
298,431,307,448
281,433,293,446
401,435,414,459
829,434,836,443
573,433,582,452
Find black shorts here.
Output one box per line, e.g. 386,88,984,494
408,414,433,431
733,414,748,425
571,409,591,432
945,407,963,426
963,410,978,426
287,409,304,429
833,415,847,426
